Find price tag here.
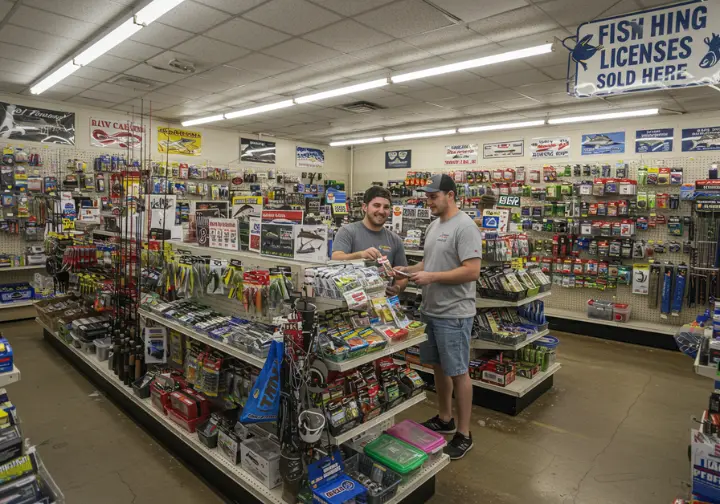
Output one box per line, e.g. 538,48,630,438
497,195,521,207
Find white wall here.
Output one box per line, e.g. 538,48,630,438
0,93,350,183
348,110,720,190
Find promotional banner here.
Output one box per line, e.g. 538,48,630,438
231,195,263,220
296,146,324,169
385,150,412,169
483,140,524,159
261,209,304,224
208,218,239,250
635,128,674,152
581,131,626,155
90,118,144,149
530,137,570,159
191,201,228,246
571,0,720,97
0,101,75,145
249,217,261,252
240,138,276,164
682,126,720,151
293,225,328,263
261,223,294,259
158,127,202,156
444,144,478,166
148,194,181,239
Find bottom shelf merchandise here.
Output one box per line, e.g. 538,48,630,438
688,389,720,503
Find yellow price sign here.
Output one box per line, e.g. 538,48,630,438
62,218,75,231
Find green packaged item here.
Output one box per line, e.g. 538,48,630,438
364,434,427,478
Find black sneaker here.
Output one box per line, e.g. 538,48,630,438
421,415,456,434
445,432,473,460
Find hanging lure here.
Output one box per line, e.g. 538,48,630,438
671,264,687,317
660,263,674,318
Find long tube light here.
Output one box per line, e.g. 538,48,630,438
458,120,545,134
548,108,659,125
391,44,553,83
182,114,225,127
384,129,457,142
223,100,295,120
30,0,186,95
329,137,384,147
295,79,388,104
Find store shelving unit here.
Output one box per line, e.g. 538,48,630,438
0,265,45,272
324,334,428,372
476,291,551,308
0,300,36,322
694,350,717,380
0,365,21,387
545,307,677,335
471,329,549,351
406,250,424,257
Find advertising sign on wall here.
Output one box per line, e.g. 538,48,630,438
444,144,478,166
90,118,144,149
296,146,324,169
530,137,570,159
385,150,412,169
581,131,626,155
158,127,202,156
0,101,75,145
571,0,720,97
483,140,524,159
208,218,239,250
682,126,720,151
240,138,276,164
635,128,674,152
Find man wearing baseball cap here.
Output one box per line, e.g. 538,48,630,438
395,173,482,460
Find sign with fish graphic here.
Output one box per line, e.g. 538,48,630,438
682,126,720,151
530,137,570,159
90,117,144,150
568,0,720,97
483,140,524,159
158,127,202,156
581,131,626,155
635,128,674,152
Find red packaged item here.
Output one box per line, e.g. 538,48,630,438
167,388,210,433
481,360,515,387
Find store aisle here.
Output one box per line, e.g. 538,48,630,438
6,320,706,504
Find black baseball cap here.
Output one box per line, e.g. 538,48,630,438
418,174,457,194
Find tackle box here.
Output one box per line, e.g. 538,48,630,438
612,303,631,322
385,420,447,463
344,453,402,504
363,434,427,483
94,338,111,361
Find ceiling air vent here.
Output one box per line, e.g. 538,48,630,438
338,101,385,113
168,59,196,74
108,75,157,89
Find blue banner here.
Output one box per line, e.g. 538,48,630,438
682,126,720,151
296,146,324,169
581,131,626,155
385,150,411,169
636,128,674,153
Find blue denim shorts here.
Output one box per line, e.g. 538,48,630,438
419,315,473,377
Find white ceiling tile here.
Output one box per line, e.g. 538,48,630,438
200,65,265,85
145,50,213,74
304,20,393,53
153,84,210,100
10,6,97,41
59,75,101,89
111,103,144,113
457,103,505,115
535,92,579,105
73,66,118,82
465,88,526,103
176,75,235,93
0,0,11,21
23,0,127,24
309,56,382,78
432,95,478,109
390,56,447,73
364,93,416,108
0,25,75,54
436,77,501,95
37,83,85,101
352,40,434,67
513,79,568,98
469,60,533,78
308,0,394,16
421,71,480,87
243,0,341,36
469,5,558,42
76,89,128,104
87,54,138,73
541,64,568,80
228,53,299,77
130,92,178,108
65,96,119,109
404,24,491,56
356,0,453,38
130,24,194,49
157,2,231,32
0,82,27,94
206,18,290,50
107,40,164,62
193,0,266,15
89,82,151,98
489,68,553,87
173,36,249,64
491,96,541,110
262,39,341,65
403,87,459,102
429,0,528,23
124,64,188,83
535,0,624,27
0,57,44,79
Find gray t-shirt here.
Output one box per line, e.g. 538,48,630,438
421,211,482,318
332,221,408,267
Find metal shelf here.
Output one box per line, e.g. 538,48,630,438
323,333,428,372
385,454,449,504
329,392,427,444
169,242,325,268
694,346,718,380
405,250,424,257
545,307,679,335
476,290,551,308
0,265,45,272
39,320,286,504
139,309,266,368
0,300,34,309
471,329,549,351
0,365,20,387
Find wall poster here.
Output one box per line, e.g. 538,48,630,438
158,127,202,156
0,101,74,145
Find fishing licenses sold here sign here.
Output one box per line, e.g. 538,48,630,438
570,0,720,97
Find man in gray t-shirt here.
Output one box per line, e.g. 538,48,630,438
332,186,408,294
395,174,482,461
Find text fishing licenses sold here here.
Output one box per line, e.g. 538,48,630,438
444,144,478,166
570,0,720,97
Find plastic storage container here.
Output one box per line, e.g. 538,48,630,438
345,453,402,504
612,303,631,322
364,434,428,483
70,333,82,349
587,299,614,321
385,420,447,463
78,338,95,354
94,338,111,361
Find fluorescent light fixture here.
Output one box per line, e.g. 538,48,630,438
135,0,185,25
74,18,142,66
391,43,553,83
30,61,80,95
182,114,225,127
548,108,659,125
329,137,384,147
295,79,388,104
384,129,457,142
458,120,545,134
224,100,295,119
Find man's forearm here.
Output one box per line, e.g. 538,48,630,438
429,264,480,285
332,251,362,261
404,261,424,273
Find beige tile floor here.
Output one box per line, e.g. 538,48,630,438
7,320,708,503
